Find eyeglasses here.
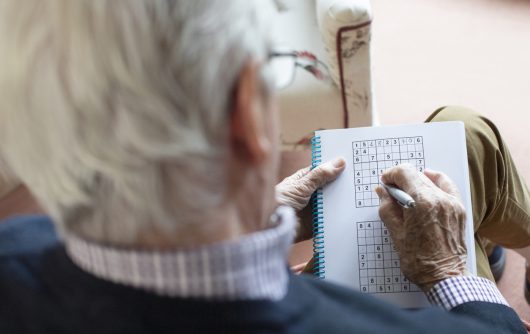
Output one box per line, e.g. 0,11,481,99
269,50,331,90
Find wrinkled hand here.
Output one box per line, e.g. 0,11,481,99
375,164,468,292
276,157,345,241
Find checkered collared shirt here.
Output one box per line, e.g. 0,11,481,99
64,206,508,308
427,275,508,310
64,206,296,301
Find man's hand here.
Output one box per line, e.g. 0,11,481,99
276,157,345,241
375,164,468,292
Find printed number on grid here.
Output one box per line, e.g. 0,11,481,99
356,220,421,294
352,137,425,208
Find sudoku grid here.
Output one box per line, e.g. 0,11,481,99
356,220,421,294
353,137,425,208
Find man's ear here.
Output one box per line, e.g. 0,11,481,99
229,60,270,165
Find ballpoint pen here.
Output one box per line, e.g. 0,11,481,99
382,183,416,209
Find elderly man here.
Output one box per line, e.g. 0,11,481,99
0,1,528,333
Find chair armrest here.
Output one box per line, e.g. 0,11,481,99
317,0,376,126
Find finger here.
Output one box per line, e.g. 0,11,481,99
304,157,346,190
375,186,403,228
291,166,311,181
423,169,461,198
381,164,423,193
276,166,310,191
290,262,308,275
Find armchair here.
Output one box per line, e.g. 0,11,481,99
273,0,376,149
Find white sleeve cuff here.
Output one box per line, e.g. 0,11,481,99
426,276,508,310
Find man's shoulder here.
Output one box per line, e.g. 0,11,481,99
0,216,62,331
0,215,58,257
0,215,59,293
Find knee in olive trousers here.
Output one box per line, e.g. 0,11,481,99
428,106,530,281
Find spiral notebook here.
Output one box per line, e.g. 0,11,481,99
311,122,476,308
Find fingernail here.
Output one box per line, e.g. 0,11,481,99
332,157,345,168
375,186,383,199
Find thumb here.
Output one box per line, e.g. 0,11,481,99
303,157,346,191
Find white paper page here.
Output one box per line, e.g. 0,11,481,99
315,121,475,308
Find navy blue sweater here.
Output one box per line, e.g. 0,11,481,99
0,216,525,333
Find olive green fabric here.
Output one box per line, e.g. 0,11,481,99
427,106,530,281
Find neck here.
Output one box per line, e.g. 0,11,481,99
70,165,275,250
136,169,275,249
134,202,267,249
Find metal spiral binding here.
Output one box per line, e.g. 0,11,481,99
311,136,325,279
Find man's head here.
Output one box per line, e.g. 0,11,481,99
0,0,280,246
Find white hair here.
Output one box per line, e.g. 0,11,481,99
0,0,275,243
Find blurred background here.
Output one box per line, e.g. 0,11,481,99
372,0,530,178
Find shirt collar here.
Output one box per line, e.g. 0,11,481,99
64,206,296,301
